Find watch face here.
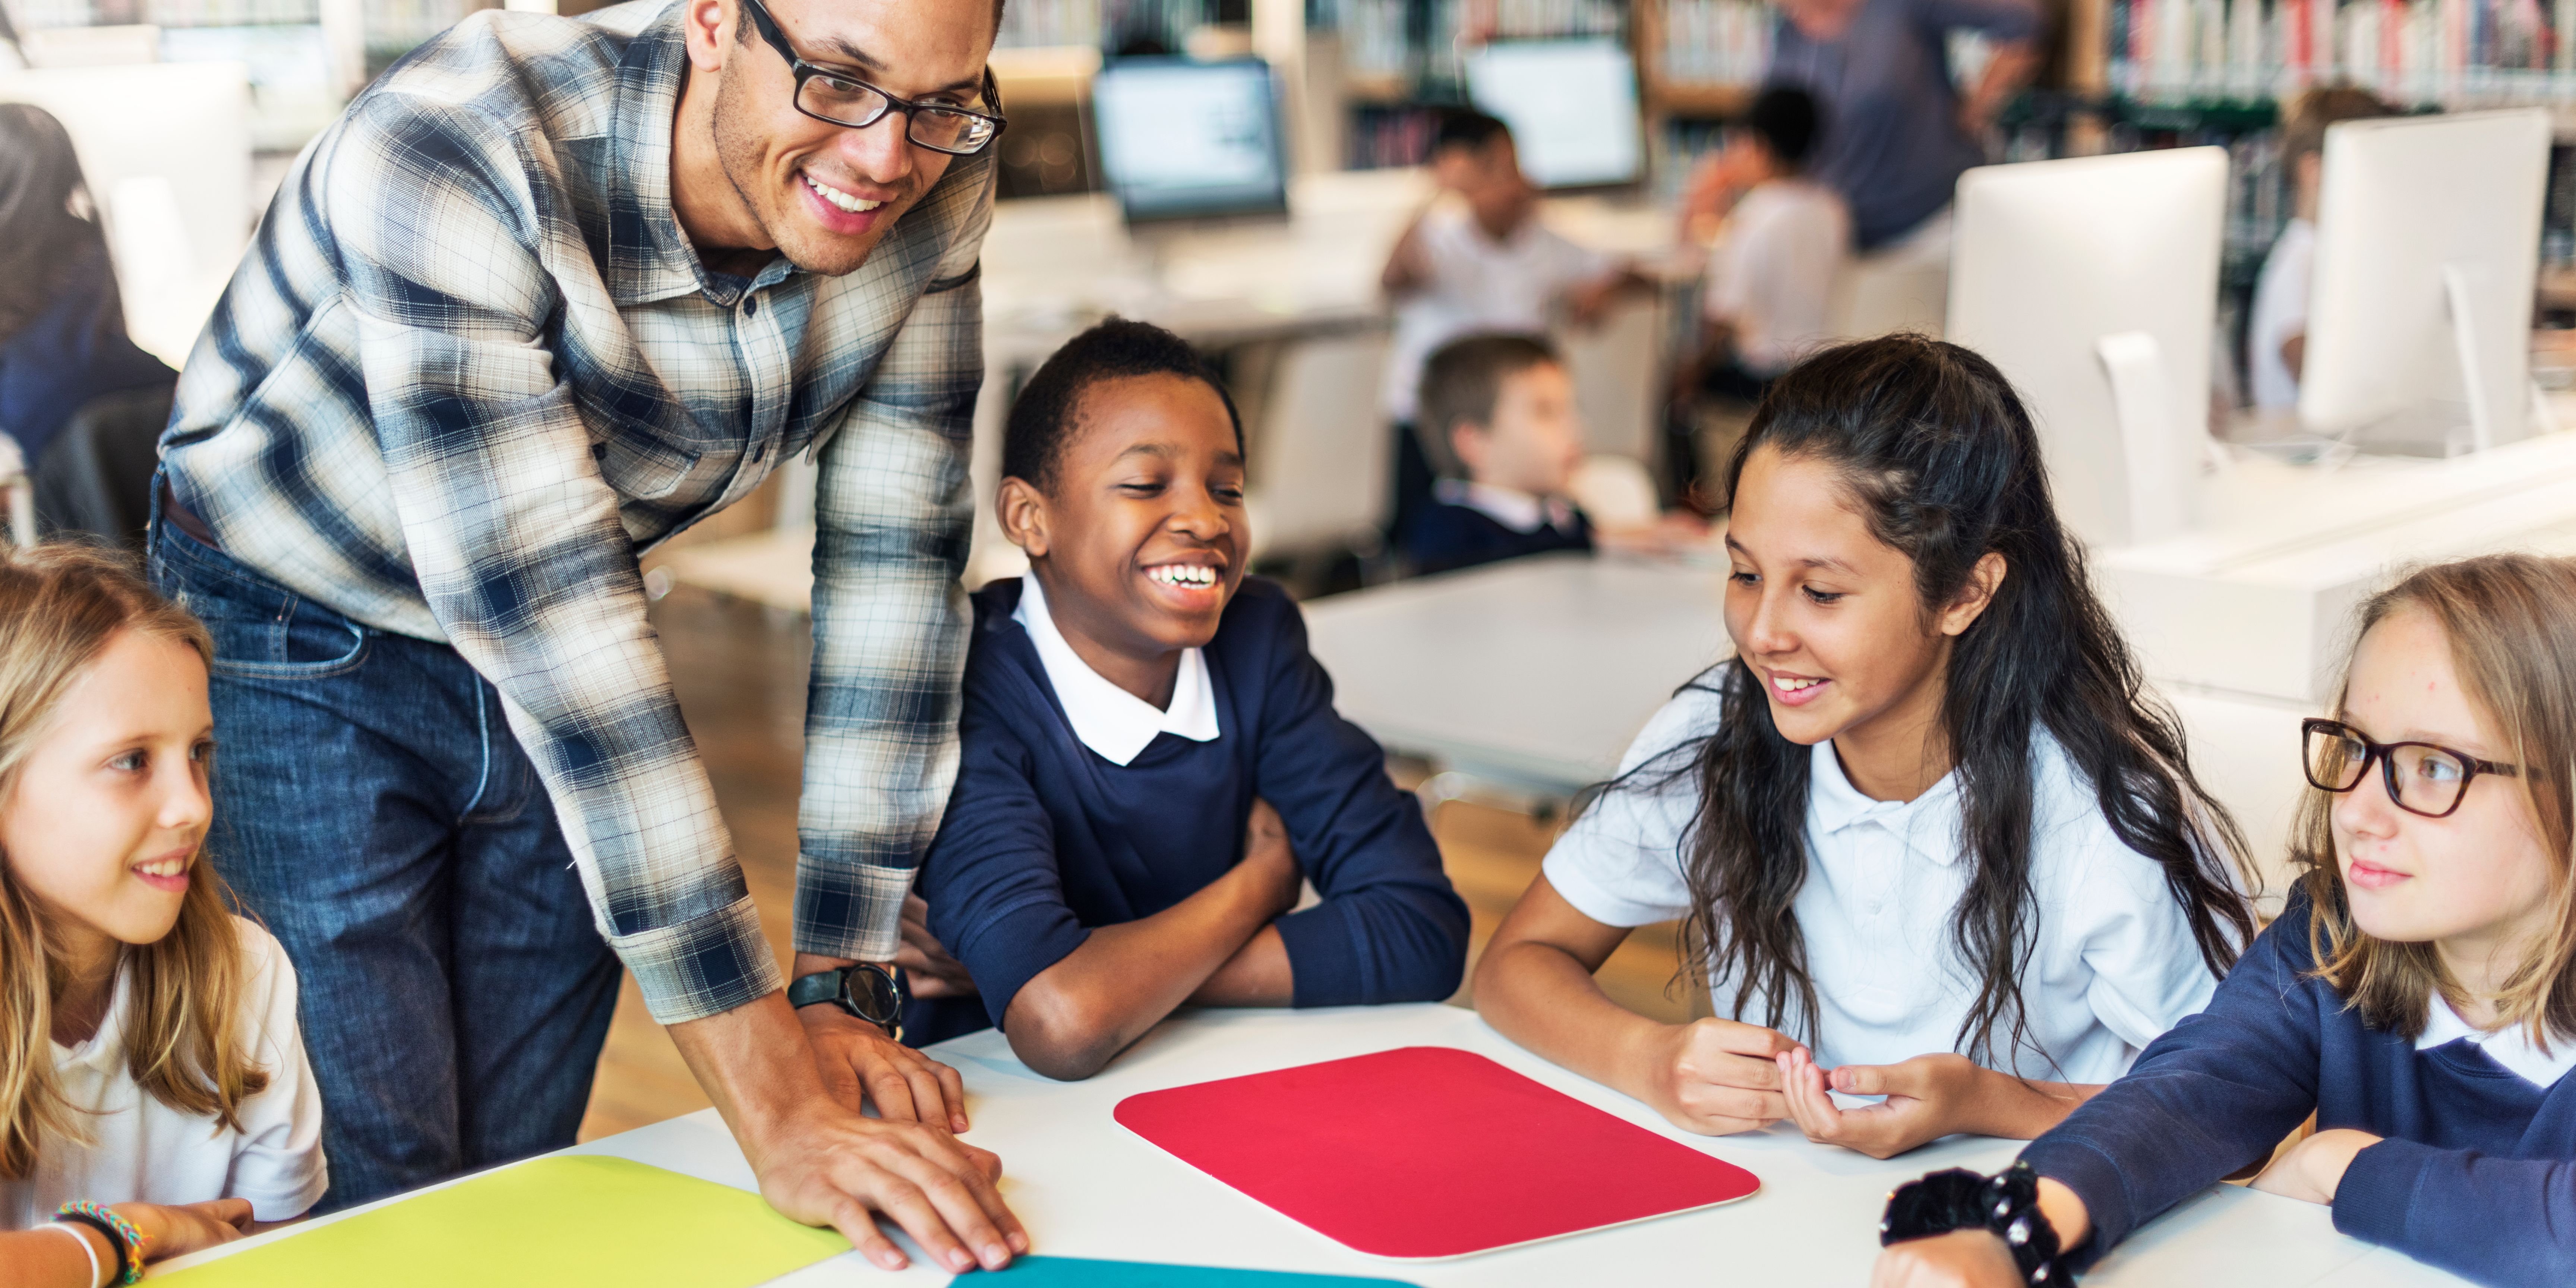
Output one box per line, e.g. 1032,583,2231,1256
846,965,902,1024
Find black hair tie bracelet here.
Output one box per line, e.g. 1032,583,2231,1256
1879,1160,2075,1285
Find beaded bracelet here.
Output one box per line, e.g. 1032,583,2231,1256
54,1202,147,1286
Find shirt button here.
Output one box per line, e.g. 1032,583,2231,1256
743,296,758,318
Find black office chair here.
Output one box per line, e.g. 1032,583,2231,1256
32,382,174,550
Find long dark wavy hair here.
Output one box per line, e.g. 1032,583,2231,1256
0,104,113,347
1634,335,2255,1069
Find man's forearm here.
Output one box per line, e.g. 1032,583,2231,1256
667,991,832,1159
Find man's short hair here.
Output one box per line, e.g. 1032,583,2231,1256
1003,316,1244,493
737,0,1011,46
2280,86,2399,165
1433,109,1512,156
1415,332,1561,477
1743,87,1822,170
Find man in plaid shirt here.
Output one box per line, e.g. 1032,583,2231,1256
151,0,1025,1270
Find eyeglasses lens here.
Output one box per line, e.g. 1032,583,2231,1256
2391,745,2471,815
2305,728,2370,792
798,75,887,127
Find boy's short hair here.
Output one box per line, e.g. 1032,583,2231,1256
2280,86,2399,165
1743,87,1822,170
1003,316,1244,493
1415,332,1561,477
1433,109,1513,156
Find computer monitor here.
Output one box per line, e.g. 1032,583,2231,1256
1947,146,2230,548
1462,39,1642,189
1087,57,1288,224
2301,109,2551,454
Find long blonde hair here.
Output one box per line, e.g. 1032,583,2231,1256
2295,553,2576,1046
0,542,270,1180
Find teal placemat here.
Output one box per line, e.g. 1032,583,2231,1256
970,1256,1419,1285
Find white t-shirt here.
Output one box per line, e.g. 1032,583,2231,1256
2,919,328,1228
2247,218,2316,411
1383,204,1613,421
1541,675,2228,1080
1702,179,1852,376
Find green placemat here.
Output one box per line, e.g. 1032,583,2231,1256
158,1155,849,1287
972,1257,1418,1285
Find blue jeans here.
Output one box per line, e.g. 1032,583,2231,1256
151,518,621,1209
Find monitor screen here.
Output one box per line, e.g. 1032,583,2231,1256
1464,40,1642,189
1089,58,1289,222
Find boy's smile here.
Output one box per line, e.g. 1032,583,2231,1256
999,371,1249,708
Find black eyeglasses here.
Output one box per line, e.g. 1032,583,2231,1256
737,0,1006,156
2301,717,2520,819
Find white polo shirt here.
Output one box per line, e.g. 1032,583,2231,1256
1382,204,1612,421
2248,218,2316,411
2,919,327,1229
1541,673,2229,1080
1702,178,1851,376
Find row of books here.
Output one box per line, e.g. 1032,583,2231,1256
997,0,1104,49
7,0,315,27
1656,0,1773,88
2111,0,2576,105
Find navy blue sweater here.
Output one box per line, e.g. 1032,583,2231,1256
909,577,1469,1044
1404,498,1592,577
2021,887,2576,1285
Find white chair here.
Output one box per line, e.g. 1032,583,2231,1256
1245,328,1392,563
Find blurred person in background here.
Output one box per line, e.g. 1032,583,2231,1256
1764,0,2042,258
0,104,177,541
2245,86,2400,413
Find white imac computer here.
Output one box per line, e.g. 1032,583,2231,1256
1947,147,2231,548
1087,57,1289,224
2301,109,2551,455
1462,39,1642,189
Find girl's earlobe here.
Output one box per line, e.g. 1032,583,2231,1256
1941,552,2010,637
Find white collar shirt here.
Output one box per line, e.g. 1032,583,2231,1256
1540,669,2229,1079
1434,479,1582,536
1012,574,1220,767
2417,993,2576,1089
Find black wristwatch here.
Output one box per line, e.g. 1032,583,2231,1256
1880,1161,2074,1285
787,962,904,1042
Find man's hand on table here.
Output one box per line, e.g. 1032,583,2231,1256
669,992,1026,1273
795,950,970,1133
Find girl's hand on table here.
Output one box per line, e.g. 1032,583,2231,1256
1872,1229,2025,1288
2253,1128,2383,1205
1629,1017,1799,1135
119,1198,254,1260
1775,1048,1976,1158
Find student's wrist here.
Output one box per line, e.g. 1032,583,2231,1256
104,1205,161,1263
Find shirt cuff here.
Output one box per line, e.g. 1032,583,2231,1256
954,901,1092,1031
1275,900,1360,1008
235,1168,330,1224
610,893,787,1024
1541,851,1685,929
2017,1137,2135,1269
2332,1137,2432,1248
792,857,916,963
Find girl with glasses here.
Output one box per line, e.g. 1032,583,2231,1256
1877,553,2576,1288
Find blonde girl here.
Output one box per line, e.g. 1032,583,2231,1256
0,543,323,1287
1879,553,2576,1288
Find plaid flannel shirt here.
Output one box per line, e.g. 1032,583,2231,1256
161,0,991,1023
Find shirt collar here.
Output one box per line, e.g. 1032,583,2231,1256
2418,993,2576,1089
603,8,800,307
1013,575,1221,767
1805,738,1966,866
1434,479,1579,535
50,956,130,1068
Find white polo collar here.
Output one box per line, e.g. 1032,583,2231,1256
2418,993,2576,1089
1806,738,1966,867
1013,574,1220,767
1434,479,1580,536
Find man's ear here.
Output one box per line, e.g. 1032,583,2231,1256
996,476,1051,559
682,0,730,72
1937,552,2008,638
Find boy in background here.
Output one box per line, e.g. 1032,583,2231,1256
1380,110,1636,546
1676,87,1847,406
2247,87,2397,411
907,318,1468,1074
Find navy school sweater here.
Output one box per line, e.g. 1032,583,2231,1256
1404,496,1593,577
2020,886,2576,1286
906,576,1469,1045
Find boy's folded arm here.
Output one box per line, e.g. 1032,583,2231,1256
2332,1140,2576,1285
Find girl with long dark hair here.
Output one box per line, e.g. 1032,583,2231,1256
1473,335,2255,1158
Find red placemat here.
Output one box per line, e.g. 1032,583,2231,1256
1113,1046,1760,1259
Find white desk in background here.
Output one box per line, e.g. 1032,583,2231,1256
1300,553,1727,794
158,1004,2467,1287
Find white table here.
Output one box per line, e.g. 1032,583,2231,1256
1300,553,1730,794
161,1004,2463,1286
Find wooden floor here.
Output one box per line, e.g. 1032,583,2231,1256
577,586,1694,1141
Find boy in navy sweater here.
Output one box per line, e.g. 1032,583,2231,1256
1873,554,2576,1288
1403,333,1596,577
906,318,1469,1077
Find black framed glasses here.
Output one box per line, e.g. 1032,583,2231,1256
738,0,1006,155
2301,717,2520,819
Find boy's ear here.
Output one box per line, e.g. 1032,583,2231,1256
1448,420,1492,476
1938,552,2009,638
996,476,1052,559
